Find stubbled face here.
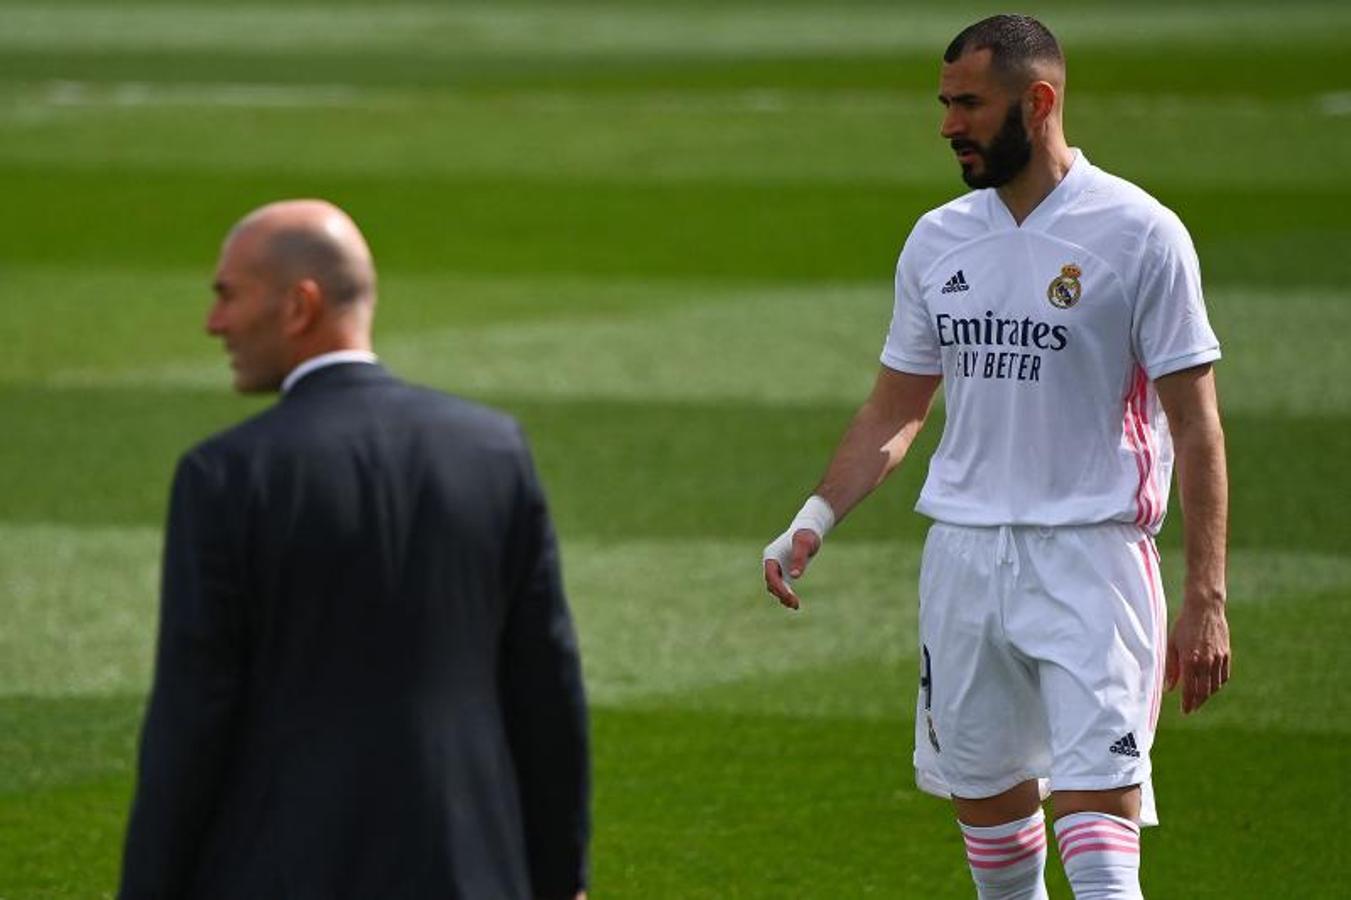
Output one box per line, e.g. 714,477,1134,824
206,231,289,393
939,49,1033,189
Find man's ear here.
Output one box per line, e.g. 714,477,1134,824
1025,81,1057,129
284,279,323,337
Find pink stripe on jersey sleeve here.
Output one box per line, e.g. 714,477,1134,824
1122,367,1153,527
1126,367,1160,528
1135,372,1167,530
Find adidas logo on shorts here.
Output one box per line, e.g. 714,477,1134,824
1108,732,1141,758
940,270,970,294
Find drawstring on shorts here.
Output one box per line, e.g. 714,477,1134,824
996,525,1020,577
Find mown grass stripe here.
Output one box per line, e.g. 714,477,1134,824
4,525,1349,732
1,388,1347,553
29,279,1350,416
3,2,1349,57
1,704,1347,897
0,166,1346,287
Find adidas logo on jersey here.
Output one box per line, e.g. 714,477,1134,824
940,270,970,294
1108,732,1140,758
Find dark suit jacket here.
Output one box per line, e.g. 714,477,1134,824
119,363,589,899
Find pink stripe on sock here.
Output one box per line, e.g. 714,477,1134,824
967,840,1048,870
966,834,1046,858
1059,829,1139,854
1060,840,1141,865
1056,819,1139,843
1059,821,1134,843
962,821,1045,846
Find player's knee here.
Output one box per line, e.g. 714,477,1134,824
1051,785,1141,823
954,779,1042,826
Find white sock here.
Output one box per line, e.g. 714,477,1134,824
959,809,1050,899
1053,811,1143,899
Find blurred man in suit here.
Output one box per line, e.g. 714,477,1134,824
119,200,590,899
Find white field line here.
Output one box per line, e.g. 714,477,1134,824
0,81,1321,119
1319,92,1351,116
34,80,402,110
40,283,886,402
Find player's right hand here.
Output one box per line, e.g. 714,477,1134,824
762,528,822,611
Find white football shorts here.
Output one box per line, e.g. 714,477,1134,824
912,522,1165,825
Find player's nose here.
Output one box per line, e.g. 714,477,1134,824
205,301,226,336
940,110,964,139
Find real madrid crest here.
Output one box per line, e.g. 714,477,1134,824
1047,263,1083,309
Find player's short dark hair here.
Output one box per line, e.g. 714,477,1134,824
943,15,1063,86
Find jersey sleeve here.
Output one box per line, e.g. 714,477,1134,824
1132,209,1221,380
880,228,943,375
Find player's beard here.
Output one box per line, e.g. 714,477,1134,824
952,101,1033,189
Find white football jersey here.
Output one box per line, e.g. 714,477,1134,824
882,151,1220,531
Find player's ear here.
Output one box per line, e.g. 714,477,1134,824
1026,81,1057,129
283,279,323,337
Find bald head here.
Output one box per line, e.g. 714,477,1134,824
208,200,378,393
228,199,376,309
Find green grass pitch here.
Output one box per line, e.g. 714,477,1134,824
1,1,1349,896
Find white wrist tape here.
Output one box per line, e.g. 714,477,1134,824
789,495,836,539
762,495,836,574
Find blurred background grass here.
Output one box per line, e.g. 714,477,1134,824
1,1,1348,896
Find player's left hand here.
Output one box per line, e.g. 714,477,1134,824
1164,601,1231,715
762,528,822,611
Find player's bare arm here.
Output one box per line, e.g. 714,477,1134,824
1154,362,1230,714
763,368,941,609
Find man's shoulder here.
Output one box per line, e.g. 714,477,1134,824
917,190,987,234
900,190,988,262
396,382,524,444
194,378,524,461
188,402,283,459
1073,163,1185,236
181,402,298,479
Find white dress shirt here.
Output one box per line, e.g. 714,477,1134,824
281,350,379,394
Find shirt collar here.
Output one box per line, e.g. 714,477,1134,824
989,148,1092,231
281,350,379,394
